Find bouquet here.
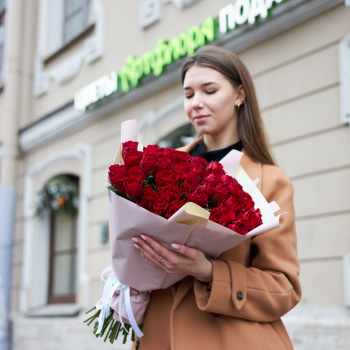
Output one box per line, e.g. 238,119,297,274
84,120,281,344
108,140,263,234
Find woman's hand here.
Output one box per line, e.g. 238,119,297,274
132,235,213,283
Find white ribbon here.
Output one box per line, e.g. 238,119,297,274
96,265,144,339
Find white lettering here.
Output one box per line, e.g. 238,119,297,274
74,71,118,110
248,0,268,24
219,4,236,34
235,0,250,26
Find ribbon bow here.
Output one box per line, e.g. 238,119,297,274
96,266,144,338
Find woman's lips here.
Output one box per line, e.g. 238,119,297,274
194,115,209,122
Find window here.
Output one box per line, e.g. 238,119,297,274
45,175,79,304
64,0,93,43
0,0,6,86
47,0,93,57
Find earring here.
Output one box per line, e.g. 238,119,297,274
237,103,241,110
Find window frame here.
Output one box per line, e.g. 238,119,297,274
63,0,92,46
47,209,78,304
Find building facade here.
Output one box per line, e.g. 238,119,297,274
0,0,350,349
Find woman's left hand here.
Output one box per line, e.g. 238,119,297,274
132,235,213,283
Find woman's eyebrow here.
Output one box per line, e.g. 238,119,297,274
183,82,219,90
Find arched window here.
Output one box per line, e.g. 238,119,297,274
36,174,79,304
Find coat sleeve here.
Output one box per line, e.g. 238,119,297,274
193,165,302,322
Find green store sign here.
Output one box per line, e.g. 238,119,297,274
74,0,288,110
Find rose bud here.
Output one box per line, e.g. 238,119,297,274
155,169,178,188
180,177,199,193
123,149,143,170
108,164,127,192
209,207,229,226
159,184,183,201
157,158,171,172
229,219,249,235
124,174,144,201
150,193,171,216
140,155,158,177
185,188,209,207
139,186,158,209
212,183,230,206
165,198,186,219
122,141,138,153
191,156,208,169
128,166,146,179
198,182,216,197
189,166,204,179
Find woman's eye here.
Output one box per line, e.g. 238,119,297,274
206,90,216,94
185,95,193,99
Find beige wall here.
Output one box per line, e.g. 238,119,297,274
239,4,350,307
7,1,350,313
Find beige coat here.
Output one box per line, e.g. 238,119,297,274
133,138,301,350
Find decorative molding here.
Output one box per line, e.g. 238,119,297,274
162,0,201,10
339,32,350,124
139,0,161,29
21,0,344,152
20,143,92,312
33,0,105,96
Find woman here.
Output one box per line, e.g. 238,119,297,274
131,45,301,350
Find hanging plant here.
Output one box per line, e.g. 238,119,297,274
35,175,79,216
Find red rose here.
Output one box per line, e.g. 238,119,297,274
173,162,191,181
191,156,208,169
165,198,185,219
204,172,224,185
128,166,145,179
243,208,263,229
198,182,216,197
124,175,144,201
229,219,249,235
207,161,224,172
155,169,178,188
143,145,160,160
212,183,230,206
209,207,228,226
204,161,225,177
150,193,171,216
157,158,171,172
122,141,138,153
108,164,127,192
221,197,240,211
185,188,208,207
188,166,204,179
123,150,143,170
227,178,243,196
139,186,158,209
180,177,199,193
173,150,191,163
159,184,183,201
140,155,158,176
237,192,254,210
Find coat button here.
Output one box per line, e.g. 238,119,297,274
212,313,221,317
236,291,243,301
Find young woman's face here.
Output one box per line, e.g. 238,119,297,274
183,65,241,136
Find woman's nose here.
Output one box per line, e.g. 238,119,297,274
191,93,204,110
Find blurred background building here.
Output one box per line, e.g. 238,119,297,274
0,0,350,349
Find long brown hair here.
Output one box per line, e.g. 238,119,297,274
181,45,276,166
